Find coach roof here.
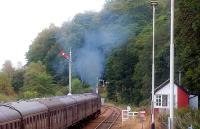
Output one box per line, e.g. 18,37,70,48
0,106,21,123
37,98,65,110
10,101,48,116
59,96,76,105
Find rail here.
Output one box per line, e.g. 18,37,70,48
94,106,121,129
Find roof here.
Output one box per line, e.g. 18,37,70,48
0,106,21,123
155,79,189,94
10,101,48,116
0,101,48,123
37,98,65,110
69,94,92,103
59,96,76,105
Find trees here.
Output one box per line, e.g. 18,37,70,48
104,0,170,105
0,72,15,96
11,68,24,93
13,0,199,106
26,25,68,84
0,60,16,100
2,60,15,79
176,0,200,98
21,62,54,98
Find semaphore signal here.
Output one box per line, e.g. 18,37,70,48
59,48,72,96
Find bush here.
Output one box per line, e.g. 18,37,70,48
158,109,200,129
0,93,15,102
158,112,169,129
175,109,200,129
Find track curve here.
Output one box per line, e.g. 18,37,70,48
94,106,121,129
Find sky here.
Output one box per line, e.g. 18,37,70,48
0,0,105,68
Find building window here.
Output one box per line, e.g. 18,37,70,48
156,95,161,106
156,94,168,107
162,95,168,106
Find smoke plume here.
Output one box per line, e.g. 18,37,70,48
55,12,131,87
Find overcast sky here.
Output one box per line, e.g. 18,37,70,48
0,0,105,68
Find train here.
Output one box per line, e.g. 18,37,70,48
0,93,101,129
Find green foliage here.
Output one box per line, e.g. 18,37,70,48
158,113,169,129
71,78,92,94
2,60,15,79
176,0,200,100
22,62,54,98
105,1,170,105
106,46,138,104
0,93,15,102
54,85,68,96
0,72,15,96
175,109,200,129
3,0,197,108
26,25,68,84
159,109,200,129
26,25,58,64
71,78,82,93
19,91,39,99
11,68,25,93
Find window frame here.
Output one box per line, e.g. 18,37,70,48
155,94,168,108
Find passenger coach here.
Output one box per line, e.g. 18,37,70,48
0,93,101,129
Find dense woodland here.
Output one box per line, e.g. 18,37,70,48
0,0,199,108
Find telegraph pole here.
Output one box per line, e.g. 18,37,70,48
169,0,175,128
150,1,158,129
68,48,72,95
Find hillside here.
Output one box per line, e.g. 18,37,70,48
0,0,199,108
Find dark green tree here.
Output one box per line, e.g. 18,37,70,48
175,0,200,105
11,68,25,93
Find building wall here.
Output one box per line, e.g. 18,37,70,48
189,95,198,109
154,83,178,108
177,87,188,108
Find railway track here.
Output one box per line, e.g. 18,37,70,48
94,106,121,129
